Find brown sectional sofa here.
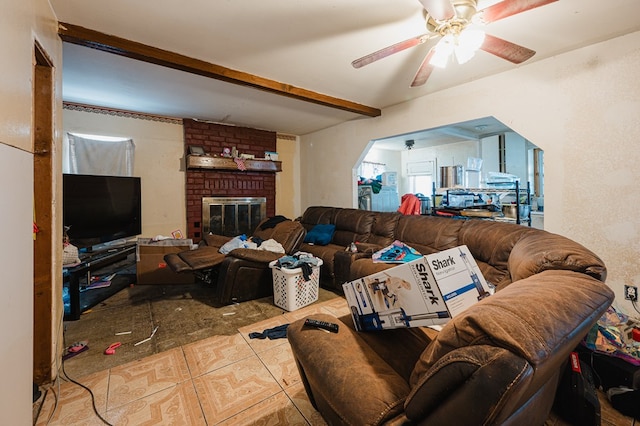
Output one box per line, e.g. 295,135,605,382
298,206,607,292
290,205,613,424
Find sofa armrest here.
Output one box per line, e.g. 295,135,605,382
287,313,410,425
405,345,533,425
226,248,282,264
509,232,607,282
333,250,376,286
355,242,383,255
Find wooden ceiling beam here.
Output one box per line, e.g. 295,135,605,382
58,22,381,118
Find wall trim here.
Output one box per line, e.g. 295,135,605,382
63,102,183,124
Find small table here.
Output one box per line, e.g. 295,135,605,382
63,244,136,320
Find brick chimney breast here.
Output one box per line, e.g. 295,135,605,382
183,119,277,242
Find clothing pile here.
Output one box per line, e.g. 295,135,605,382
218,234,285,254
275,251,319,281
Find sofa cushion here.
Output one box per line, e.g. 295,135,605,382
409,270,614,388
287,313,411,425
304,224,336,245
394,215,463,255
367,212,401,248
252,219,306,254
332,208,376,246
299,206,336,231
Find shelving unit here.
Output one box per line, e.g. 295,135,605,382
186,155,282,172
432,181,531,226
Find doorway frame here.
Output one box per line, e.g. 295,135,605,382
33,41,55,384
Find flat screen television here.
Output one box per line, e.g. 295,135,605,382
63,174,142,250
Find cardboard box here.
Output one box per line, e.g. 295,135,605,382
343,245,491,331
136,238,195,285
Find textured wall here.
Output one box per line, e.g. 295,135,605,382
300,32,640,314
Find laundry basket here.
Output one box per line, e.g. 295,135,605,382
269,258,323,311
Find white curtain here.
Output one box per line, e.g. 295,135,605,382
67,133,135,176
359,161,386,179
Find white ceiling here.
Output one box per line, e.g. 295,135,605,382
51,0,640,147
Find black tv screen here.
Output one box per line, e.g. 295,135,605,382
63,174,142,249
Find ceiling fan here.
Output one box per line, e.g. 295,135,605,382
352,0,558,87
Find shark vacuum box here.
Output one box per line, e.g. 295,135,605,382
342,245,492,331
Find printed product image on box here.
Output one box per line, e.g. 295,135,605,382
343,245,492,331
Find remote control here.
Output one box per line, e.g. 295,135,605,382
304,318,339,333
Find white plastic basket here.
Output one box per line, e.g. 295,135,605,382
269,258,323,311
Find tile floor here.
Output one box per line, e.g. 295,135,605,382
34,297,351,425
35,293,635,426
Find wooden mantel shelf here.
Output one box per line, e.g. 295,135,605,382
186,155,282,172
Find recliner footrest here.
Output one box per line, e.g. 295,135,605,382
164,246,226,273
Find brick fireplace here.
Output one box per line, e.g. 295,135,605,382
183,119,277,242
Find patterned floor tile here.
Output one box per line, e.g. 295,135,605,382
107,347,191,410
217,391,309,425
35,370,109,426
238,315,291,353
285,383,328,426
193,355,282,423
183,333,254,378
258,342,301,389
105,381,206,425
319,297,351,317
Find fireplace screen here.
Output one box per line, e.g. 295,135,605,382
202,197,267,237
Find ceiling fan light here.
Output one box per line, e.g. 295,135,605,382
454,29,486,64
461,28,486,50
429,35,454,68
454,44,477,64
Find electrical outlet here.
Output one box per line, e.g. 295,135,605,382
625,285,638,301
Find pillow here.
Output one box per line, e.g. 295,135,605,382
304,224,336,246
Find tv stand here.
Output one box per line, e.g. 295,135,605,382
63,243,136,320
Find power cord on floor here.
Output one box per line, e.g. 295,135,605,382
33,307,65,426
60,359,112,426
61,320,113,426
33,305,113,426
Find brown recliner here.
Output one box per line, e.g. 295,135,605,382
164,217,306,305
288,271,613,425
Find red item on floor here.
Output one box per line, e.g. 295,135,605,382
632,328,640,342
104,342,122,355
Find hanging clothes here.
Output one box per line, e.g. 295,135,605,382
398,193,422,215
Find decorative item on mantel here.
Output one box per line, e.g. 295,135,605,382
265,151,279,161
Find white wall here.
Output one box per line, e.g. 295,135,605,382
480,132,529,185
0,0,62,423
301,31,640,315
63,110,187,237
276,135,301,219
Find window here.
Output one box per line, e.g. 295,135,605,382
64,132,135,176
407,160,436,195
358,161,386,179
409,175,433,195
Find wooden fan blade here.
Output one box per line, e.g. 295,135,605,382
480,33,535,64
352,34,430,68
418,0,455,20
480,0,558,23
411,47,436,87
